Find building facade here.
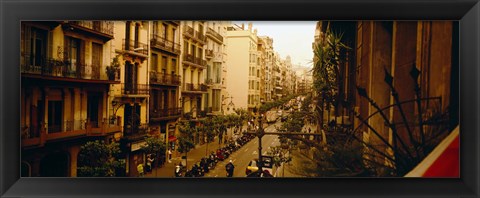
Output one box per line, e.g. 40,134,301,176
226,23,260,112
21,21,121,177
148,21,182,159
205,21,228,115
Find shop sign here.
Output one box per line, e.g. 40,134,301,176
131,141,147,152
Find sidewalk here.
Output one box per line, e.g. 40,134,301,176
145,125,247,177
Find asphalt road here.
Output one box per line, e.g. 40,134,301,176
205,121,282,177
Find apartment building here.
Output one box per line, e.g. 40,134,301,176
179,21,208,143
148,21,182,154
205,21,228,115
226,23,260,112
20,21,121,177
111,21,151,177
273,53,283,100
257,36,275,103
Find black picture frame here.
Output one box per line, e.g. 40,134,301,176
1,0,478,197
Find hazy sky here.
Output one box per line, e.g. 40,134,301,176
234,21,317,68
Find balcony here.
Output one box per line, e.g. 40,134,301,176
183,54,206,69
63,21,114,41
21,54,120,83
21,119,121,148
150,34,181,54
206,28,224,43
183,83,208,93
205,49,214,59
122,39,148,57
121,83,149,95
195,30,206,43
183,25,194,38
150,108,182,121
85,118,123,137
123,124,149,142
149,71,181,86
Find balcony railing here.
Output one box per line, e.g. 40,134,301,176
149,71,181,86
150,34,181,54
122,39,148,56
123,124,149,141
21,54,119,81
206,28,224,43
195,30,206,42
68,21,114,36
184,83,208,92
183,25,194,38
183,54,206,68
121,83,150,95
150,108,182,119
22,118,121,147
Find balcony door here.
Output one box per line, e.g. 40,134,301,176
65,37,83,77
91,43,102,79
48,100,63,133
87,93,101,128
23,26,47,68
124,61,138,92
124,103,141,134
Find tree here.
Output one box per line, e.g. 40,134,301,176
141,136,166,174
177,121,196,167
199,117,218,155
77,140,125,177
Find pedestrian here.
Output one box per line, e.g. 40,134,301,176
168,149,172,163
147,154,154,173
225,160,235,177
137,161,144,177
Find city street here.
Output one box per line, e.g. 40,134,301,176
205,122,282,177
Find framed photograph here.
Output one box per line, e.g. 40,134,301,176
1,0,479,197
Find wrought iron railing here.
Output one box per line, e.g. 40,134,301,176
150,34,181,54
195,30,206,42
183,25,194,38
121,83,149,95
184,83,208,92
150,108,182,118
68,21,114,36
21,54,114,81
149,71,181,86
183,54,206,67
122,39,148,55
206,28,223,42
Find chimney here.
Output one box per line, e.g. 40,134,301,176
254,28,257,35
248,22,252,31
242,23,245,30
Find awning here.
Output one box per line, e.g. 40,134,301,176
168,135,177,142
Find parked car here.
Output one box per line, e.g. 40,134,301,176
245,159,259,175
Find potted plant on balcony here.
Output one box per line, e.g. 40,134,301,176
106,55,120,80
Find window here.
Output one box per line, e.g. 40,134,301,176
163,23,168,39
48,100,63,133
65,37,82,74
151,54,158,71
171,59,177,74
23,26,48,67
162,56,168,70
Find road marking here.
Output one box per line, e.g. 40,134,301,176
252,151,258,155
244,148,249,152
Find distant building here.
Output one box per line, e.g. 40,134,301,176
226,23,260,112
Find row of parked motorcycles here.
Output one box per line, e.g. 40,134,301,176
175,133,256,177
